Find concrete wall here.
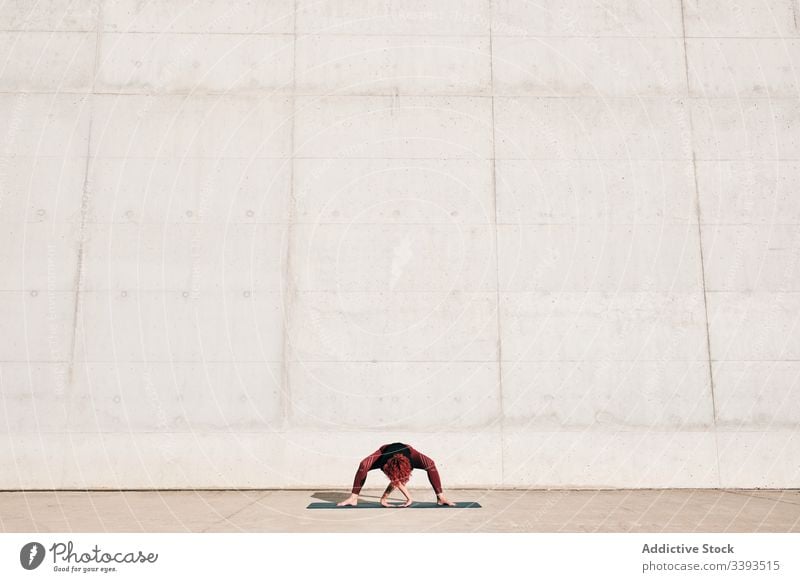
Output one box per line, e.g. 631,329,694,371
1,0,799,489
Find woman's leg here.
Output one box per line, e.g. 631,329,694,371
351,449,382,494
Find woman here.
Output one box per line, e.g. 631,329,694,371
337,442,456,507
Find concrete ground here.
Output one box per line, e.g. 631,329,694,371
1,489,798,532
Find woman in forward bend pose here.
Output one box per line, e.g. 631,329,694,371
337,442,456,507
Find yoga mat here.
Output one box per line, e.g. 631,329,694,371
307,501,481,509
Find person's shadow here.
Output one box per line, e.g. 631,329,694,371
311,491,381,503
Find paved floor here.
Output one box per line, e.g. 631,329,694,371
1,489,798,532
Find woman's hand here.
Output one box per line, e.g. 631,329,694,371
396,482,413,507
380,483,396,507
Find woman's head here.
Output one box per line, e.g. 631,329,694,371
382,453,412,486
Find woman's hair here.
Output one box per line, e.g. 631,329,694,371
382,453,412,486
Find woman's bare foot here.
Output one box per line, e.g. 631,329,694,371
437,494,456,506
337,494,359,507
380,497,392,507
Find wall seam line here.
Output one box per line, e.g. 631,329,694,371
488,2,505,487
65,0,103,406
680,0,721,488
60,0,103,490
279,0,300,430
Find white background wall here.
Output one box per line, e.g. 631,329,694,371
1,0,799,489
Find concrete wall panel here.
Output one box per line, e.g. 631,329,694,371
500,291,708,362
498,225,703,292
91,95,293,158
0,434,67,490
690,99,800,160
0,32,95,92
66,362,283,432
687,39,800,98
707,292,800,361
717,431,800,488
296,0,491,36
696,161,800,225
0,0,98,32
491,0,683,37
86,157,292,224
496,160,696,225
494,97,692,160
493,37,687,97
295,36,491,95
80,223,287,292
0,221,80,291
293,158,494,225
0,363,70,433
0,94,90,157
713,361,800,428
502,361,713,429
291,224,497,292
288,361,500,430
502,429,719,488
702,225,800,292
75,291,285,363
496,160,697,225
102,0,295,34
0,291,75,362
683,0,800,38
97,33,295,94
0,156,86,224
294,96,493,159
288,291,498,363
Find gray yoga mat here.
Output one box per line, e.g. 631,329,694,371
307,501,481,509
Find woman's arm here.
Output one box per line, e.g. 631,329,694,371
380,483,394,507
409,448,455,506
395,482,413,507
337,448,383,506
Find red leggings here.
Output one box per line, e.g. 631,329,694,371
350,444,443,495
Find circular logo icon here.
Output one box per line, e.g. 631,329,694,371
20,542,46,570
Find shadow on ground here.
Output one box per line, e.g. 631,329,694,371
311,491,380,503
